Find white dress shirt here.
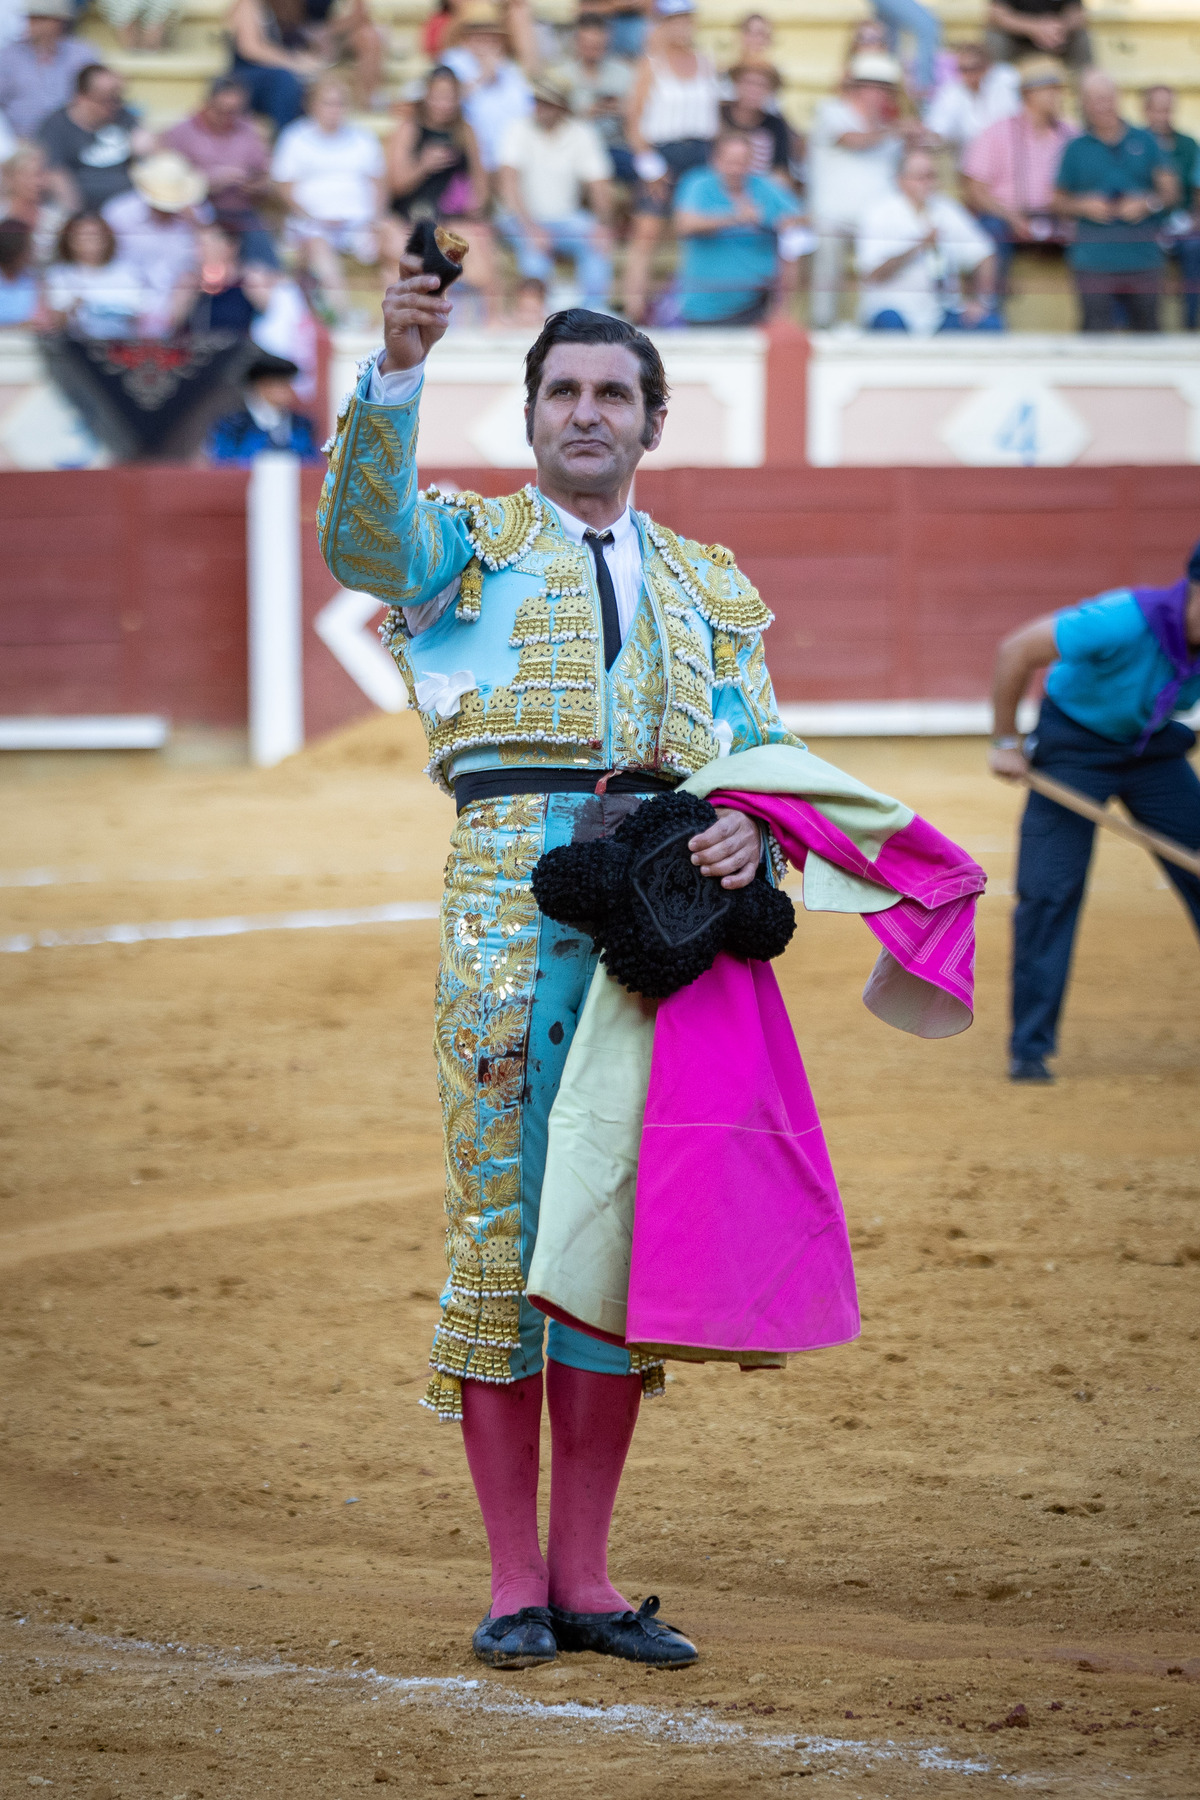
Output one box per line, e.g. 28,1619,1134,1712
544,497,641,644
366,353,642,644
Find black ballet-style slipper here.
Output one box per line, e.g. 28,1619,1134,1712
549,1596,698,1666
471,1605,557,1669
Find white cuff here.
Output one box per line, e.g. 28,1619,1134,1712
367,351,425,405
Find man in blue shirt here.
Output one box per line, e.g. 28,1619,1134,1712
673,130,805,326
989,546,1200,1081
1054,68,1177,332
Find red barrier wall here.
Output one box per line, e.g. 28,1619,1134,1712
5,464,1200,728
0,467,249,725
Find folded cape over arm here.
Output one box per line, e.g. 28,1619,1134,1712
526,743,986,1365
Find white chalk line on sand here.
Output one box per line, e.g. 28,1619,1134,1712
0,864,413,888
15,1621,1004,1780
0,901,440,955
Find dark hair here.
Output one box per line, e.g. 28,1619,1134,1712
207,75,250,102
0,217,32,278
56,209,116,265
75,62,113,96
576,11,608,28
524,309,669,437
728,60,781,89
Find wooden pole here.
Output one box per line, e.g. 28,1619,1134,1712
1020,769,1200,880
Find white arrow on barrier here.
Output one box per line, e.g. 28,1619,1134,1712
313,588,408,712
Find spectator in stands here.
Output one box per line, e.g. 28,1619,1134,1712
736,12,775,68
184,222,260,329
0,0,98,142
674,127,806,325
961,57,1075,293
808,51,915,328
43,208,149,335
423,0,462,63
870,0,941,99
441,0,537,180
719,63,796,180
102,150,204,333
1054,68,1176,332
1142,84,1200,329
381,65,499,319
622,0,720,322
303,0,385,112
38,65,154,213
241,259,319,396
94,0,183,55
924,42,1019,158
553,14,635,183
570,0,648,63
986,0,1090,71
272,74,383,320
1,144,70,264
857,145,999,331
207,349,320,461
841,20,891,68
227,0,325,134
496,76,613,309
0,217,41,325
164,77,278,266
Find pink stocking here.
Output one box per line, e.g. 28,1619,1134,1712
460,1374,549,1617
546,1359,641,1614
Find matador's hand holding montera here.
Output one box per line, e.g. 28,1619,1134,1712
380,252,454,375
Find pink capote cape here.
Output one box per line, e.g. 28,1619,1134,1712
623,790,985,1357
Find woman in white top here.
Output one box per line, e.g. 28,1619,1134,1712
271,74,384,321
44,211,150,339
622,0,719,321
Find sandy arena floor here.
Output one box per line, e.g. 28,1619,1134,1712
1,716,1198,1800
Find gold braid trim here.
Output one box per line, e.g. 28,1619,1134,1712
642,517,773,637
456,557,483,622
466,486,544,571
629,1350,667,1399
420,1369,463,1422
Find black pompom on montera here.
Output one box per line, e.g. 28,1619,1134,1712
531,791,795,999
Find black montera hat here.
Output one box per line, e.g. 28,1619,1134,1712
531,790,795,999
245,350,299,383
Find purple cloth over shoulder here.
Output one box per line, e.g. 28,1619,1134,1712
1133,579,1200,753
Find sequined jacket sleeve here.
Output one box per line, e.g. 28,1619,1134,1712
316,368,475,609
713,629,800,755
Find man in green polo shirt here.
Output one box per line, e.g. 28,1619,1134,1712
1054,68,1177,330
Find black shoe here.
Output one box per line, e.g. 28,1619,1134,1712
472,1606,557,1669
550,1596,698,1666
1009,1057,1054,1083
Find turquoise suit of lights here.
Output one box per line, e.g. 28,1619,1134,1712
318,362,800,1421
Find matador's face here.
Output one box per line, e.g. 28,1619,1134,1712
526,343,666,498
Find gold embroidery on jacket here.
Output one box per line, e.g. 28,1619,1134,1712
642,518,773,636
611,597,666,769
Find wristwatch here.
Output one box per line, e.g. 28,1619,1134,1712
991,735,1022,750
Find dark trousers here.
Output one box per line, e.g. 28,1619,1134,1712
1075,268,1162,332
1011,697,1200,1061
230,57,306,132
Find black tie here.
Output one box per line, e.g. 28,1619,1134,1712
584,528,621,671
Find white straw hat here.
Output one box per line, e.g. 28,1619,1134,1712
131,151,208,213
